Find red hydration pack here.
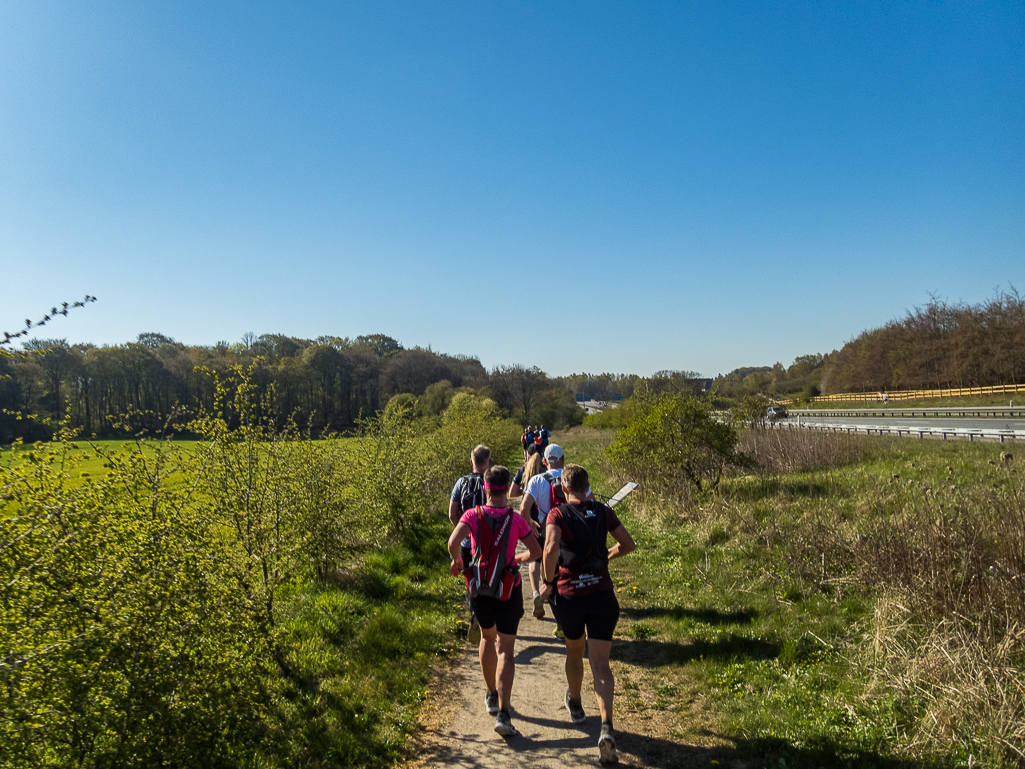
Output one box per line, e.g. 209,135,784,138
543,471,568,512
465,506,519,601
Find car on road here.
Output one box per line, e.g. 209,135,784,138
766,406,789,422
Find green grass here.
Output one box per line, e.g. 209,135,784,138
1,433,472,769
0,438,203,487
555,426,1022,768
259,523,468,768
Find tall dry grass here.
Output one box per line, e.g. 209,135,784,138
855,477,1025,764
867,593,1025,765
599,421,1025,764
737,425,874,475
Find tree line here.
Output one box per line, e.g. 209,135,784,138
0,331,590,442
710,290,1025,400
820,290,1025,394
5,288,1022,439
712,355,829,400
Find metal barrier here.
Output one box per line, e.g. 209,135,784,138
769,419,1025,443
796,406,1025,419
811,382,1025,405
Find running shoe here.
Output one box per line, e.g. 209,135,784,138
598,722,618,765
484,689,499,716
553,626,565,639
494,709,519,737
468,615,481,645
532,591,546,619
564,689,586,723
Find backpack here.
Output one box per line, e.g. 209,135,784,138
466,506,519,601
555,501,610,575
542,471,567,512
458,473,486,513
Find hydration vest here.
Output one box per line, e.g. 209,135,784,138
458,473,486,512
466,506,518,601
555,501,610,575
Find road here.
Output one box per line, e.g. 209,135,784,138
776,410,1025,442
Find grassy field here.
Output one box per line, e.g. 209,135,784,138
1,398,521,769
6,421,1020,768
0,438,200,482
554,426,1024,768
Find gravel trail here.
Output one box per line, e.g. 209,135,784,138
400,583,725,768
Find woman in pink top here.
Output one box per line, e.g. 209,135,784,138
448,465,541,738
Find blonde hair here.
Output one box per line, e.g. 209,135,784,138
522,453,545,485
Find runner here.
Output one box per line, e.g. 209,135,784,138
539,463,637,765
448,465,542,738
448,445,491,644
520,443,589,622
509,443,542,500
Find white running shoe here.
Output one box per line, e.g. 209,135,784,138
598,722,618,765
532,592,546,619
484,689,499,715
494,709,519,737
564,689,586,723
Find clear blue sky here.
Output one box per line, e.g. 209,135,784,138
2,1,1022,378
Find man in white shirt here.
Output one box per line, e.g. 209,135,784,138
521,443,590,621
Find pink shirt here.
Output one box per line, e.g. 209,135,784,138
459,505,534,586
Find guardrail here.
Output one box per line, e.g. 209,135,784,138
769,419,1025,443
810,382,1025,404
795,406,1025,419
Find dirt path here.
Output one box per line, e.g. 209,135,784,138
401,582,733,769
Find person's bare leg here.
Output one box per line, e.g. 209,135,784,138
496,632,517,710
479,625,498,693
587,639,615,726
528,559,541,596
564,634,586,700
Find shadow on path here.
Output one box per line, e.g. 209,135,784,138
620,605,757,626
410,723,953,768
614,634,780,668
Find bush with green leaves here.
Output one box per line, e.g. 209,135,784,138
607,391,752,497
0,432,266,768
1,351,517,768
347,390,518,537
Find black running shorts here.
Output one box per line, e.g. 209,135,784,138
551,589,620,642
470,582,525,636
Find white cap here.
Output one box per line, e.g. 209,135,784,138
544,444,564,461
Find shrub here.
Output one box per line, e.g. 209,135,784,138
0,434,266,768
607,392,752,496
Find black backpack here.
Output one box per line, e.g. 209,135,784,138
458,473,486,512
556,501,610,575
466,506,519,601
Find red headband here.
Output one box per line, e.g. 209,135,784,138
484,482,508,491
